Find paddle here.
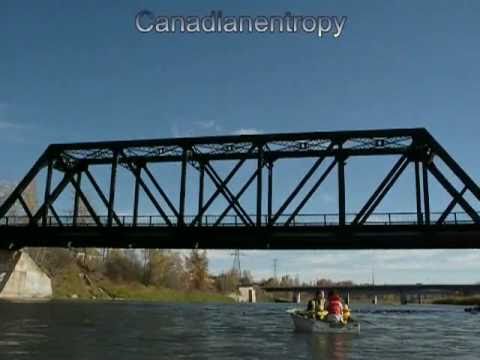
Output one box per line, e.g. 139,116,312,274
349,317,375,325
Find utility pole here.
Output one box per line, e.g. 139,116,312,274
273,258,278,280
231,249,242,276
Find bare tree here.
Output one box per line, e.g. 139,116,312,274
185,249,209,290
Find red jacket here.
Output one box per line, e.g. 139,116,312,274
327,295,343,315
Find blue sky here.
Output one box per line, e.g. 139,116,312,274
1,1,480,283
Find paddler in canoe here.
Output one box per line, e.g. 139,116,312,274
326,290,350,324
290,289,358,333
305,289,351,324
306,290,327,319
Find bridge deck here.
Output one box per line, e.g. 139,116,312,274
1,223,480,250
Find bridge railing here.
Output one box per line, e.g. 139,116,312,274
0,211,476,227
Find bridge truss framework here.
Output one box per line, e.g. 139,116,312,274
0,128,479,249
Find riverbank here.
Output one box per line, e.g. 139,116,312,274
432,296,480,306
51,262,234,303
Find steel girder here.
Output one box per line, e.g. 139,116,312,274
1,127,480,249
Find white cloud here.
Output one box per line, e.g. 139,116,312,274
0,104,17,129
195,120,223,133
170,122,263,138
296,252,356,267
170,120,223,138
0,120,17,129
371,250,446,261
442,252,480,269
0,103,30,132
205,250,234,260
194,120,216,129
205,249,480,283
231,128,262,135
169,123,195,138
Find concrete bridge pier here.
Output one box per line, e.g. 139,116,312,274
0,250,52,299
293,291,301,304
417,293,423,304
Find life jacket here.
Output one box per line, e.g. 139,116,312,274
327,295,343,316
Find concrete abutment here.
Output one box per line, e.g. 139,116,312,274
0,250,52,299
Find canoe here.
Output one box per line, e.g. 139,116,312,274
287,309,360,334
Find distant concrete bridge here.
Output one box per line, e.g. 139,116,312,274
264,284,480,304
263,284,480,296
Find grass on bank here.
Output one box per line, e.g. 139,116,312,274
51,262,234,303
432,297,480,306
52,263,106,299
96,279,235,303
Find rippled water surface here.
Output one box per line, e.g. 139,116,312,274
0,301,479,359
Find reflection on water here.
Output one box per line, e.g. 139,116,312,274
308,333,352,360
0,301,479,359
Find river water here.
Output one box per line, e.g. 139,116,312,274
0,301,479,359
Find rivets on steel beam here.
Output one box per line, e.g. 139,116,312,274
375,139,385,147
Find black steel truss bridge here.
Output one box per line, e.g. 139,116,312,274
1,128,480,250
